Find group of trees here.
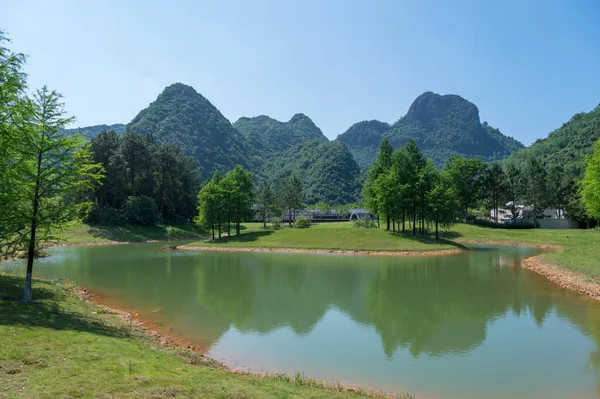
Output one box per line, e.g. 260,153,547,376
196,166,254,239
254,175,305,228
88,130,200,225
363,137,587,237
0,32,102,302
363,139,457,239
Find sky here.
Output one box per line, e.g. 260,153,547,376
2,0,600,145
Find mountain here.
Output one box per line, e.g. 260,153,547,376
63,123,126,140
234,113,328,156
126,83,248,178
334,120,390,170
506,104,600,177
338,92,524,169
260,139,362,205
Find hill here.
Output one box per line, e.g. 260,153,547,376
126,83,249,178
506,104,600,177
234,113,328,156
63,123,126,140
337,92,524,169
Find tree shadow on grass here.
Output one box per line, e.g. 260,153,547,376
211,230,274,244
390,231,467,250
86,224,205,243
0,274,124,338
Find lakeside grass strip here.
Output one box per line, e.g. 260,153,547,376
0,274,413,399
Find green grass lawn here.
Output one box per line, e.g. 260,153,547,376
57,222,207,245
187,222,460,252
441,224,600,277
0,275,403,399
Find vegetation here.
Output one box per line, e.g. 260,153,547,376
338,91,524,170
88,130,200,224
127,83,249,178
0,275,389,399
62,123,125,140
581,138,600,219
196,166,254,239
294,216,311,229
188,222,457,252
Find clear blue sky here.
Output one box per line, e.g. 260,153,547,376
3,0,600,144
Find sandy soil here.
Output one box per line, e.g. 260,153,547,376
177,245,464,257
523,255,600,300
453,238,563,250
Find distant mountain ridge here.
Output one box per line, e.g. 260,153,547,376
63,123,126,140
338,92,524,169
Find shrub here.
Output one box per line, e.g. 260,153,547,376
294,215,311,229
124,196,159,226
353,215,377,228
85,204,126,225
271,217,282,230
473,219,538,229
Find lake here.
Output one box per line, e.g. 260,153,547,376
3,243,600,399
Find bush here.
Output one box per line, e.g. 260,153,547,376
85,204,126,225
473,219,538,229
353,215,377,228
294,216,311,229
124,196,159,226
271,217,282,230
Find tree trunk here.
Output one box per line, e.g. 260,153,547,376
386,215,390,231
288,209,292,227
413,206,417,235
392,218,396,233
402,211,405,232
464,208,468,223
435,219,439,241
263,209,267,229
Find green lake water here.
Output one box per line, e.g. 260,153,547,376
3,243,600,399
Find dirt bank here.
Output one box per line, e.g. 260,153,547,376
523,255,600,300
453,238,562,250
178,245,464,257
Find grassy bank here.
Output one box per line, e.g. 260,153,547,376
57,222,206,245
441,224,600,277
0,274,407,399
186,222,459,253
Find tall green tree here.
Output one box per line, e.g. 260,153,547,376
255,180,274,228
363,138,394,229
223,165,254,235
444,157,487,222
427,171,458,240
481,163,506,222
581,139,600,220
0,31,29,258
282,175,304,226
503,162,522,222
522,156,547,227
196,171,225,239
16,87,103,302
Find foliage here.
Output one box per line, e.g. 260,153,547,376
294,215,311,229
124,196,159,226
85,204,126,225
255,180,275,228
338,91,524,170
63,123,125,140
353,215,377,228
280,174,305,226
581,138,600,219
472,219,538,229
88,130,200,223
444,156,487,222
127,83,249,178
521,156,547,226
271,217,282,230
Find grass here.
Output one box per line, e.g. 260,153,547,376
186,222,461,252
440,224,600,277
0,274,411,399
57,222,207,245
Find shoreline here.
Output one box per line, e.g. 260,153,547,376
177,245,464,257
68,283,407,399
522,255,600,300
452,238,563,250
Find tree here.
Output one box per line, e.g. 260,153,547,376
314,200,331,216
224,165,254,235
363,138,394,229
0,31,29,258
547,165,572,219
428,172,458,240
522,156,547,227
282,175,304,226
255,180,274,228
120,131,152,196
481,163,506,222
581,138,600,220
16,87,103,302
196,172,225,239
444,157,487,222
503,162,522,222
404,140,427,235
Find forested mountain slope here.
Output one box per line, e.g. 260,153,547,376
63,124,126,140
506,104,600,177
338,92,524,169
126,83,249,177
